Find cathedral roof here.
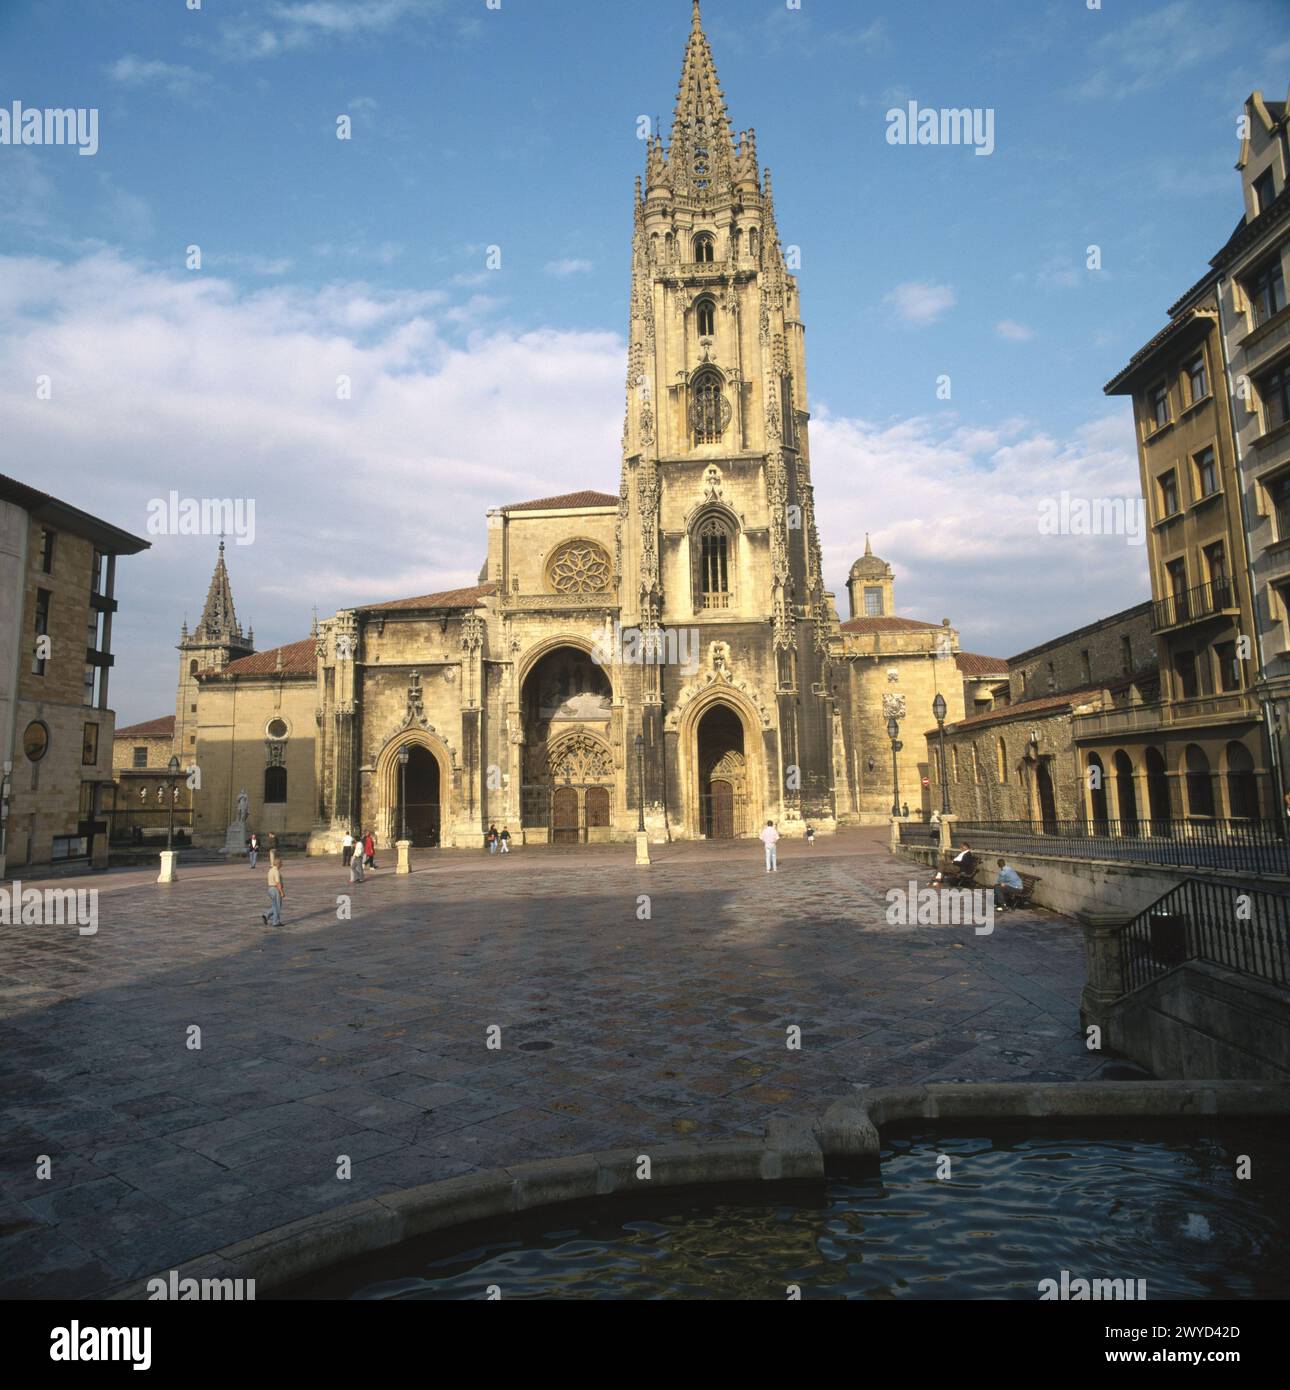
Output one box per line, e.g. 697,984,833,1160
115,715,175,739
840,615,940,635
364,582,497,613
501,491,619,513
208,639,317,680
955,651,1008,677
849,535,890,579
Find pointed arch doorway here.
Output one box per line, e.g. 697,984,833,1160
697,702,748,839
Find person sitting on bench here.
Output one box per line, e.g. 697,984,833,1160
994,858,1024,910
933,842,977,887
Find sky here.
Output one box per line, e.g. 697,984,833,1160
1,0,1288,723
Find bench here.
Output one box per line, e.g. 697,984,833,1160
997,872,1041,910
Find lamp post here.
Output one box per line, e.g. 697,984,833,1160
165,754,180,851
397,745,410,842
887,716,902,819
932,692,951,816
635,733,646,833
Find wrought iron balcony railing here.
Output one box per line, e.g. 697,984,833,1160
1152,578,1236,632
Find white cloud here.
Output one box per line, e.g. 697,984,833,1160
545,258,594,278
995,319,1035,342
1073,0,1232,101
219,0,448,60
107,55,211,98
884,280,957,326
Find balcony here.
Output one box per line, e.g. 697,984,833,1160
1151,578,1238,633
1074,690,1260,739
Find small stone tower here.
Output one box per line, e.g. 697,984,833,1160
847,536,895,619
174,541,254,759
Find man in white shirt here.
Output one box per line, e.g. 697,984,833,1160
759,820,780,874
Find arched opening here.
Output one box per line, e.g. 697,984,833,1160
398,745,442,848
1086,753,1109,831
1145,746,1171,831
696,296,716,337
1113,750,1138,834
520,644,614,843
1036,758,1058,831
1225,742,1259,819
748,228,759,260
264,764,287,805
586,785,611,831
690,368,728,445
1184,744,1215,819
189,659,199,677
697,703,746,839
997,736,1008,785
694,512,734,610
694,232,715,263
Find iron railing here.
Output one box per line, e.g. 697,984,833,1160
952,818,1289,877
1152,577,1236,632
1122,876,1290,993
898,821,941,848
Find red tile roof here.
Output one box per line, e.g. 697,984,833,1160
115,715,175,739
955,651,1008,677
210,639,318,680
364,582,497,613
841,615,942,635
501,491,619,513
937,686,1105,734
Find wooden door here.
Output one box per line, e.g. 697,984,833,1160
552,786,580,845
585,786,611,829
709,780,734,840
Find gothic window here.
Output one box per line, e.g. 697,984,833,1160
781,376,796,446
694,232,715,263
695,513,734,610
689,368,729,444
696,297,716,337
749,228,759,260
547,540,612,596
264,764,287,804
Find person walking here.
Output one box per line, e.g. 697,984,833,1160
805,825,816,847
486,824,498,854
363,830,376,869
349,839,365,883
342,830,354,868
499,827,511,855
759,820,780,874
262,853,285,926
248,831,259,869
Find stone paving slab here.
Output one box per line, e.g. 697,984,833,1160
0,828,1108,1297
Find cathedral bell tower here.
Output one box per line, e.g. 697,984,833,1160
618,0,836,835
175,541,255,761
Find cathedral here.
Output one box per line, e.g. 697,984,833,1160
159,3,991,853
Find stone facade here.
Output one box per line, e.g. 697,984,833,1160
162,5,997,851
0,475,148,875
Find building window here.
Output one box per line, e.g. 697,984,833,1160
864,587,883,616
1158,470,1179,518
1247,256,1286,327
1185,354,1208,404
1254,168,1277,215
133,746,148,769
1148,381,1170,431
689,369,729,444
22,720,49,762
1194,446,1218,498
696,514,732,610
996,736,1007,784
38,528,55,573
1215,641,1241,693
1271,474,1290,540
1258,359,1290,433
1176,649,1198,700
264,765,287,804
1121,635,1133,675
1203,542,1229,602
1185,744,1214,817
82,722,98,766
33,588,51,676
696,298,715,337
693,233,715,263
1080,649,1091,685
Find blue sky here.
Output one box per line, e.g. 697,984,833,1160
2,0,1288,721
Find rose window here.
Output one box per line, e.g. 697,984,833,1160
548,541,611,596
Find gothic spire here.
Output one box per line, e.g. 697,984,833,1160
193,539,243,644
669,0,734,196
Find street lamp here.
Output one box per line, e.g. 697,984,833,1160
397,745,410,842
165,755,181,851
635,733,646,833
932,692,950,816
887,716,902,819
